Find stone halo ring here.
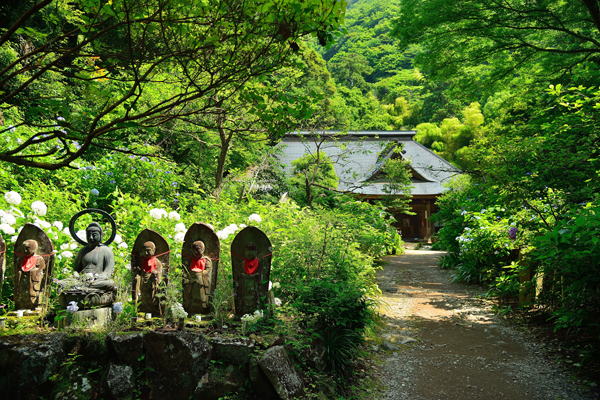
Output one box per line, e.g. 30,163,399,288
68,208,117,246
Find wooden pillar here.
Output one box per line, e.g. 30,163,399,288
425,201,432,242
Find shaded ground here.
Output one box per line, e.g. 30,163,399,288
370,249,594,400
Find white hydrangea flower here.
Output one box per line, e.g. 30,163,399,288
52,221,63,231
149,208,167,219
114,234,123,244
119,252,124,258
221,225,234,236
125,263,131,270
239,224,247,229
63,227,70,235
76,230,87,241
248,214,262,223
174,223,186,233
274,297,282,307
0,210,5,218
174,232,185,243
216,230,228,240
60,243,69,250
4,191,21,205
171,302,188,319
61,251,74,258
31,201,47,216
1,214,16,226
272,282,281,289
241,309,264,324
62,267,69,274
0,223,15,235
36,219,51,229
11,235,18,243
168,211,181,221
70,242,78,250
18,226,23,232
118,242,128,249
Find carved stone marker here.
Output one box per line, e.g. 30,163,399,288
59,209,117,309
182,222,220,315
231,226,272,319
0,233,5,303
131,229,169,316
13,223,55,310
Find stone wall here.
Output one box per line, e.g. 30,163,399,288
0,331,305,400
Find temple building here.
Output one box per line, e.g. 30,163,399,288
276,131,461,242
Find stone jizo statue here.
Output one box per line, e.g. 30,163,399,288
181,222,220,315
231,227,272,319
13,223,54,311
183,240,213,314
132,240,164,315
15,240,46,308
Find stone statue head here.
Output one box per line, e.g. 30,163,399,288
143,241,156,257
192,240,205,257
22,239,38,256
245,242,257,260
86,222,103,245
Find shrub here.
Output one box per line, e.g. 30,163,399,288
535,208,600,341
291,279,377,374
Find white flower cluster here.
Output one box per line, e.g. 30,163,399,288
216,223,240,240
241,309,264,325
31,201,47,216
168,211,180,221
114,234,123,244
171,302,188,319
268,281,280,291
76,230,87,241
66,301,79,313
113,302,123,314
1,213,16,226
4,191,21,205
61,251,74,259
248,214,261,223
174,223,186,232
273,297,282,307
0,223,15,235
149,208,168,219
174,232,185,243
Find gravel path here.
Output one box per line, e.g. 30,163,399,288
371,249,593,400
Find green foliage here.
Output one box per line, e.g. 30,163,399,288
535,208,600,343
391,0,600,92
414,102,484,168
289,152,339,207
291,279,376,374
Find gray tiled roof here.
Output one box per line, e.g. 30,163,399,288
276,131,461,196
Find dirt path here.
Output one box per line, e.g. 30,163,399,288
371,249,592,400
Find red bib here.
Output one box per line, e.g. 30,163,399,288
21,255,38,272
142,257,157,273
190,257,206,272
244,259,258,275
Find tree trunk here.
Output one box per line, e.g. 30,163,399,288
213,114,233,201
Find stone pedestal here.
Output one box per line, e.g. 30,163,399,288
60,307,113,328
